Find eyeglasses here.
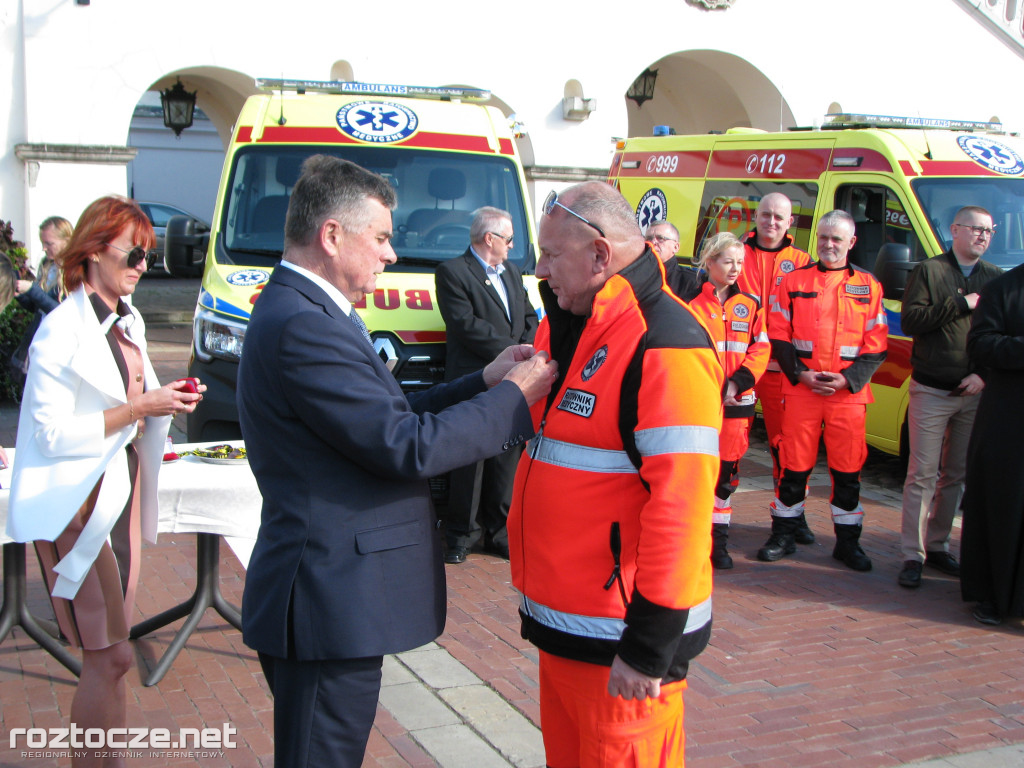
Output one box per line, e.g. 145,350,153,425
542,190,606,239
107,242,156,270
955,224,996,238
488,232,514,245
651,234,678,244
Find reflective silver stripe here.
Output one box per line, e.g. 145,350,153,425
724,341,748,353
865,312,888,330
755,331,770,343
793,338,813,352
716,340,727,352
635,425,719,458
771,304,791,321
522,595,625,640
840,345,861,358
521,594,713,638
530,436,637,474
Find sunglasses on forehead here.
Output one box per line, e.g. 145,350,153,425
542,190,606,239
107,242,157,270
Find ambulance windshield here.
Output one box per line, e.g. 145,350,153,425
217,146,531,271
914,177,1024,270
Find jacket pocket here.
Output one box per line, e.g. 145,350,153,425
355,519,422,554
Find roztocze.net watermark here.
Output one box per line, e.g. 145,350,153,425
9,723,236,756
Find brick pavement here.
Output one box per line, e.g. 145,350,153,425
3,278,1024,767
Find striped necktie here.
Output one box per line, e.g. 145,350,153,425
349,309,372,346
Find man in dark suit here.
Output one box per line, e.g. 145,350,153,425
236,156,557,767
648,219,700,301
435,207,538,563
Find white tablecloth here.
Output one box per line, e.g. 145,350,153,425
1,443,261,567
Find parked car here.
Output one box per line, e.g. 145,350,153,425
137,201,210,277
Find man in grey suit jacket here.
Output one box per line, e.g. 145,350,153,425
237,156,557,767
435,207,538,563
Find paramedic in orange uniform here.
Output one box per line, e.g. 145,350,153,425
687,232,769,569
738,193,814,545
509,182,723,767
764,210,887,570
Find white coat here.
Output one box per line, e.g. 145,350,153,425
6,285,171,599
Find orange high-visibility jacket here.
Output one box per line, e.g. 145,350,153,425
688,280,770,419
509,251,723,683
769,261,888,404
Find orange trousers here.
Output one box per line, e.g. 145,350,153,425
539,651,687,768
757,370,785,487
778,393,867,475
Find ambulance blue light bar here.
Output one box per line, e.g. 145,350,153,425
822,113,1003,132
256,79,491,102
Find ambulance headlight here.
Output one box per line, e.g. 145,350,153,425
194,309,247,363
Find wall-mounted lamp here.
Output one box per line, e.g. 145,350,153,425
626,68,658,108
160,78,197,137
562,96,597,121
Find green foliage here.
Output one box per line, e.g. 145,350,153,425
0,219,32,402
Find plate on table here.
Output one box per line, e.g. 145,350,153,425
193,444,248,464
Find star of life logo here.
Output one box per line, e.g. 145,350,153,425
336,101,419,143
636,189,668,233
732,303,749,319
957,135,1024,176
226,269,271,287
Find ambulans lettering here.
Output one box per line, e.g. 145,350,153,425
557,389,596,417
352,289,435,310
956,135,1024,176
581,345,608,381
336,101,419,144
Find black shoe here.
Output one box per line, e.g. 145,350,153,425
793,515,816,545
444,546,469,564
757,533,796,562
483,541,510,560
711,523,733,570
832,524,873,572
925,551,960,577
898,560,923,588
972,602,1002,626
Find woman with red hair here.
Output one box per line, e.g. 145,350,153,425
6,196,204,767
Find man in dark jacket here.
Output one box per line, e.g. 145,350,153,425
435,207,538,563
897,205,1003,588
649,219,700,300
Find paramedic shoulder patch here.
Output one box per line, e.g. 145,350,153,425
557,389,596,418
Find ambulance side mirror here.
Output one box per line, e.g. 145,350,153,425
874,243,915,301
165,215,210,279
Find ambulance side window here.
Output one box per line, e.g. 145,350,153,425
835,185,926,270
694,181,819,263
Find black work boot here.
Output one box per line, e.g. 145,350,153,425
711,524,733,570
793,513,816,545
832,523,872,571
757,517,797,562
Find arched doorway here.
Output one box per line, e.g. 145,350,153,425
625,50,795,138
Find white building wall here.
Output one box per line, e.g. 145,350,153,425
4,0,1023,263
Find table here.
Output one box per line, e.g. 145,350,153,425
1,443,262,686
131,442,260,686
0,451,83,676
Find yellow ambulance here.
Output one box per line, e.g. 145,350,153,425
609,114,1024,460
167,79,537,442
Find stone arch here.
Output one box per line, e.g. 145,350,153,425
625,50,795,138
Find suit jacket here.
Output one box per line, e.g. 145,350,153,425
237,266,533,661
435,249,538,380
7,285,171,599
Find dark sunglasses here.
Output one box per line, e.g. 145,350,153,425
542,190,606,239
488,231,514,245
107,242,156,270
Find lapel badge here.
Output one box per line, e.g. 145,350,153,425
582,345,608,382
